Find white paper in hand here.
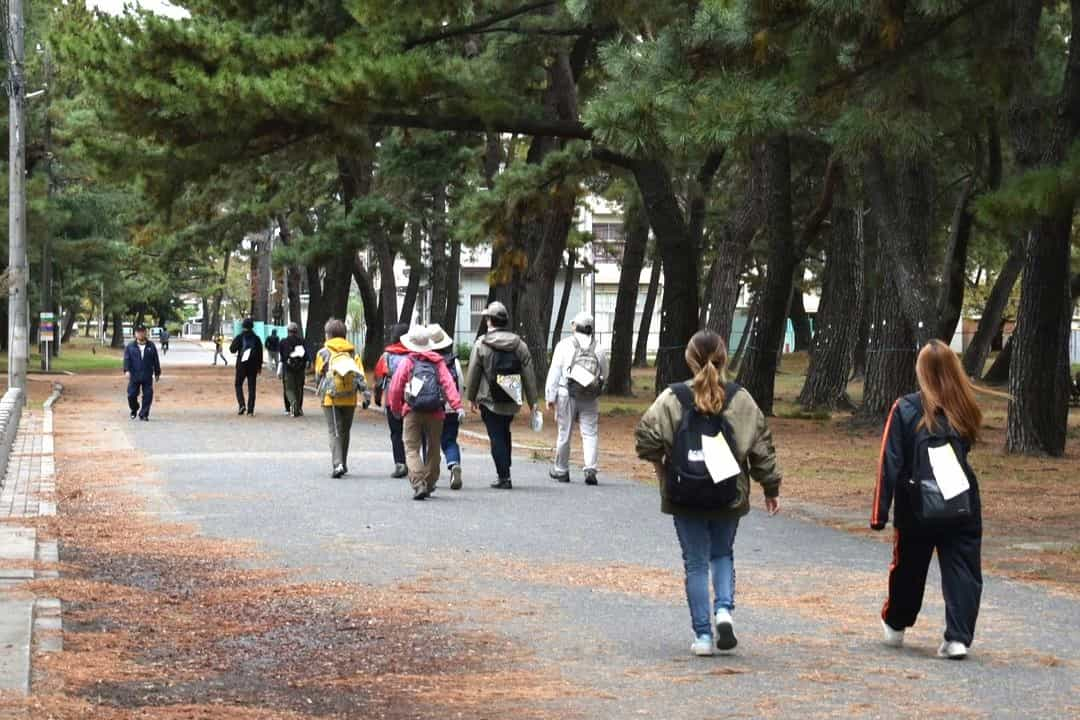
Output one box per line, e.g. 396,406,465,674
290,346,306,358
700,432,742,483
567,364,596,388
241,348,252,363
927,444,970,500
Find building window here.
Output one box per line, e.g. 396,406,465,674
470,294,488,331
592,222,625,263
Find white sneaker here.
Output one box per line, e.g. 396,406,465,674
714,608,737,651
881,619,905,648
691,634,715,657
938,641,968,660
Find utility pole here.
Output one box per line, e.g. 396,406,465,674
6,0,29,394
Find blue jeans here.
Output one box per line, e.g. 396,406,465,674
673,515,739,637
441,413,461,468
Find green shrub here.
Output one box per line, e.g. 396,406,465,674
456,341,472,365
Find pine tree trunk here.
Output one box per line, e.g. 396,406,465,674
551,250,576,350
110,312,125,349
704,184,757,342
354,257,383,372
799,180,863,410
732,292,757,371
443,236,461,337
304,265,328,347
399,227,422,327
428,185,449,329
962,239,1024,378
859,272,918,419
935,174,977,341
607,196,649,395
252,232,271,323
60,307,77,343
375,230,399,338
737,134,798,415
210,252,230,339
634,254,661,368
983,334,1013,384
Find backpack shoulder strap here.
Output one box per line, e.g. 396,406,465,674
722,382,741,413
669,383,694,410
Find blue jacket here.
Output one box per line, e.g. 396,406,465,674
123,341,161,383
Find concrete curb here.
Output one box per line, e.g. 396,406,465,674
0,387,25,491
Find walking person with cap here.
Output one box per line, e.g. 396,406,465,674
545,312,608,485
230,318,264,415
464,301,539,490
123,323,161,421
278,322,310,417
265,328,281,372
314,318,371,478
387,326,463,500
428,324,466,490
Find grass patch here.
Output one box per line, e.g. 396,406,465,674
775,407,832,421
603,404,644,417
0,343,123,374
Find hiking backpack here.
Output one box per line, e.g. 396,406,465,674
665,382,744,509
404,358,445,412
380,351,406,392
566,336,604,400
908,409,977,526
319,348,363,399
485,341,524,406
285,344,307,371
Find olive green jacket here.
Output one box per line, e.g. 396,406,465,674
635,382,782,520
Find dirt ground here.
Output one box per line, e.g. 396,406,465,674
475,357,1080,595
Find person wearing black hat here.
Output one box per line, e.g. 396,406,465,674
230,318,264,415
464,301,539,489
123,323,161,421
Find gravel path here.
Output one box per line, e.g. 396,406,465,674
114,344,1080,718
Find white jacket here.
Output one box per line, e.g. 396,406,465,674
545,333,609,403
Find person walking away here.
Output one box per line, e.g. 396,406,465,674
373,323,411,479
315,318,371,478
464,301,539,490
387,326,463,500
123,323,162,421
545,311,608,485
871,339,984,661
266,329,281,372
278,322,309,417
635,330,781,657
213,331,229,366
230,318,264,415
159,327,170,355
428,324,466,490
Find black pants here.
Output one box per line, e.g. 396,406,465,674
386,411,406,465
127,378,154,418
235,365,259,412
883,526,982,646
480,406,514,480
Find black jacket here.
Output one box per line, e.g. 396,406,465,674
278,335,309,371
871,392,980,531
123,341,161,383
230,330,264,368
266,333,280,352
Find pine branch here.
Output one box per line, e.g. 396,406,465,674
403,1,559,50
363,110,593,139
795,156,841,258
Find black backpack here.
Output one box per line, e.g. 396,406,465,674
908,410,977,526
486,341,524,405
405,358,445,412
665,382,744,509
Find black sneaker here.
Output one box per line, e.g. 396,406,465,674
584,469,598,486
331,464,346,479
549,469,570,483
247,409,255,417
237,407,246,416
412,488,429,501
490,478,512,490
139,416,149,422
130,412,137,420
391,464,408,479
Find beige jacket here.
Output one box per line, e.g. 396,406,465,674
635,382,782,520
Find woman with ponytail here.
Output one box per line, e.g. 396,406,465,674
636,330,782,657
872,339,984,660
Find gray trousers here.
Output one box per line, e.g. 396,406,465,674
323,405,356,469
554,390,599,473
283,369,305,415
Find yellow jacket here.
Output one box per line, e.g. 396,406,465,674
315,337,367,407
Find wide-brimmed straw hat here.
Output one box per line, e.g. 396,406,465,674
427,324,453,351
401,326,435,353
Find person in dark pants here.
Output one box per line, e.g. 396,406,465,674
230,318,264,415
373,323,410,479
266,328,281,371
123,324,161,421
159,327,170,355
872,339,985,661
464,302,538,489
428,324,466,490
278,322,309,417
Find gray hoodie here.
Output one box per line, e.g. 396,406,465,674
465,330,539,416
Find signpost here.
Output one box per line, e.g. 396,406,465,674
39,312,55,372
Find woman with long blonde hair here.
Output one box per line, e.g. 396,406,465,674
872,339,984,660
636,330,782,657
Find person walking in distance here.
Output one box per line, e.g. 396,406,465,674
159,326,170,355
635,330,782,657
315,318,370,478
265,328,281,372
212,331,229,366
230,318,264,415
872,339,985,661
546,311,608,485
464,301,538,490
278,322,309,417
373,323,410,479
123,323,162,421
428,324,466,490
387,327,463,500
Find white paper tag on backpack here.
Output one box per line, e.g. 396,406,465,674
568,364,596,388
701,432,741,483
241,348,252,363
927,444,970,500
407,376,425,398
